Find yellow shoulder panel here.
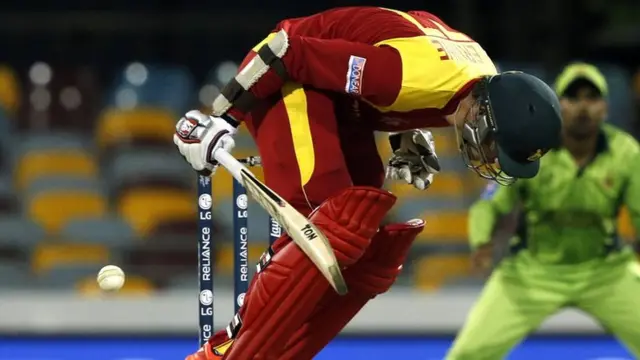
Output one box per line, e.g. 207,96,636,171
373,9,498,113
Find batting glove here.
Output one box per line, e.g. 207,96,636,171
385,129,441,190
173,110,238,173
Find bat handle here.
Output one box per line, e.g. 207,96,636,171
213,149,251,184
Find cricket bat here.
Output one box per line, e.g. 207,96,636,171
212,149,348,296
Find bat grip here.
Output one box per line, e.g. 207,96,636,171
213,149,250,185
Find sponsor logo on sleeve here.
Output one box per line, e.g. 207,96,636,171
345,55,366,95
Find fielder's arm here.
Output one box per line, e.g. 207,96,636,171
468,182,523,249
622,148,640,245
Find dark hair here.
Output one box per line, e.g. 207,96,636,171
471,76,491,100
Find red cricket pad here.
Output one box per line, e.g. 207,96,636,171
279,219,425,359
220,187,396,360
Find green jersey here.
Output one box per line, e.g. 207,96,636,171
469,123,640,264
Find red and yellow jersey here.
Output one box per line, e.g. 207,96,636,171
231,7,497,131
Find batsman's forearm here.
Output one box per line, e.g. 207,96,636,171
468,200,499,249
281,36,402,105
226,35,403,123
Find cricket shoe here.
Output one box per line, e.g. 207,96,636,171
185,339,234,360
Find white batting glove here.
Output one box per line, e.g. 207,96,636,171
385,129,441,190
173,110,237,173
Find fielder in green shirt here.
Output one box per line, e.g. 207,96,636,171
445,63,640,360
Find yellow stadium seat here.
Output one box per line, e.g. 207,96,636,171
0,64,20,113
463,172,489,196
76,275,154,297
415,254,470,291
29,191,107,234
618,206,635,242
216,242,269,273
32,243,109,274
95,107,176,150
430,130,458,157
417,211,468,242
388,171,464,199
15,151,98,190
118,188,196,237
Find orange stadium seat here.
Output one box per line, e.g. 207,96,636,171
118,188,196,237
463,172,489,196
415,254,471,291
32,243,109,274
430,130,458,157
15,151,98,191
95,107,176,150
0,64,20,113
29,190,107,234
76,274,154,297
417,211,468,242
216,242,269,274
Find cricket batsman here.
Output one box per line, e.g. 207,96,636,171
173,6,563,360
446,62,640,360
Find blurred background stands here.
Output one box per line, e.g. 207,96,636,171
0,0,639,297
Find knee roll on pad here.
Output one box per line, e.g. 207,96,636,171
346,219,425,295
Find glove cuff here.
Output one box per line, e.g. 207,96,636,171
220,113,240,128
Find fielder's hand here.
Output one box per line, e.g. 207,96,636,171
385,129,441,190
173,110,237,174
471,243,494,277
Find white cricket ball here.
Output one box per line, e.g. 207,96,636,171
97,265,126,292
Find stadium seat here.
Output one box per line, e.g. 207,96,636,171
76,274,154,296
15,150,98,191
417,211,468,243
107,149,193,198
17,132,91,154
0,175,16,213
117,188,195,237
0,64,21,114
430,129,459,157
0,109,13,168
28,190,107,234
0,216,45,264
107,64,195,114
0,261,33,288
148,217,199,238
25,176,105,199
166,273,198,290
32,243,110,275
415,254,471,291
61,216,136,248
95,107,176,152
35,264,101,289
0,216,46,250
